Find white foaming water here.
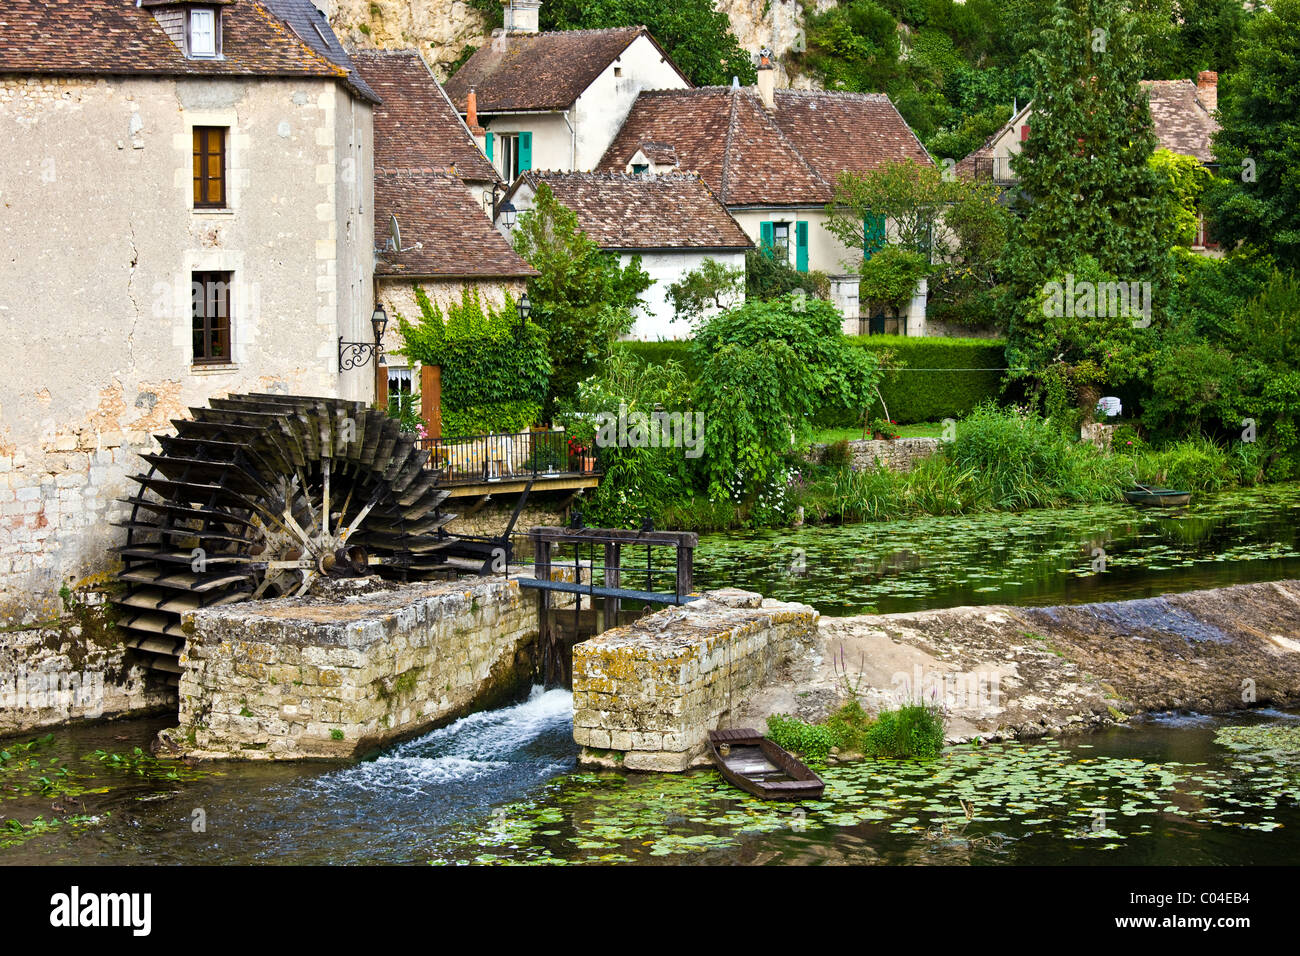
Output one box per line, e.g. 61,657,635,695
316,686,575,797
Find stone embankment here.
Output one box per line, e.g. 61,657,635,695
740,580,1300,743
812,437,941,473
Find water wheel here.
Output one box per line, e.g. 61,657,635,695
112,393,457,683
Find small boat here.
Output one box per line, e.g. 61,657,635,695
1124,488,1192,507
707,728,825,800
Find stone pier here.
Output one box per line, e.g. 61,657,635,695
572,589,819,771
169,577,547,759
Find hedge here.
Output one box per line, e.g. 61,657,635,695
847,335,1007,424
617,336,1006,425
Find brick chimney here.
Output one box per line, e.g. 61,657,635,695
756,47,775,110
467,88,487,156
1196,70,1218,114
501,0,541,34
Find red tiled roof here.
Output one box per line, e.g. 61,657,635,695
0,0,378,102
352,50,499,184
444,26,687,113
598,87,931,206
510,172,752,251
374,169,536,279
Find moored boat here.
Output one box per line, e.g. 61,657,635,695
1124,488,1192,507
707,727,825,800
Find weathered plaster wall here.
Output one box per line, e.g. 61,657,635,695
0,74,373,620
619,249,746,341
572,588,819,771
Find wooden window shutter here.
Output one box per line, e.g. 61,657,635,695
795,221,809,272
759,220,774,258
485,132,494,163
518,132,532,172
863,213,886,261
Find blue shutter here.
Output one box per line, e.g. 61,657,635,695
863,213,886,261
518,131,532,173
795,221,809,272
759,220,774,258
485,131,494,163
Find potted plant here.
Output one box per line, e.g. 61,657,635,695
870,417,900,441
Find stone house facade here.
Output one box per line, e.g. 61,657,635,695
0,0,380,620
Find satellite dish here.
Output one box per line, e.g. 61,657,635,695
385,214,402,253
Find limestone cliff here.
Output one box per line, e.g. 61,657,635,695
316,0,821,84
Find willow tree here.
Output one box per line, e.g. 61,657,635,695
1002,0,1174,415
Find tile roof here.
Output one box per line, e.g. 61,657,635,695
510,171,752,251
444,26,686,113
1141,79,1218,163
0,0,378,102
352,49,499,184
597,87,932,206
957,82,1219,176
374,169,537,279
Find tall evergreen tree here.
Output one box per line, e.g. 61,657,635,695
1202,0,1300,269
1002,0,1174,412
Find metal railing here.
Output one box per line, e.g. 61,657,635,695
419,429,600,484
971,155,1019,184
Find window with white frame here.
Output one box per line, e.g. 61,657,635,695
188,8,220,58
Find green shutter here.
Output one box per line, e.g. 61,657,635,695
759,220,774,258
795,221,809,272
518,131,532,173
485,132,494,163
863,213,886,261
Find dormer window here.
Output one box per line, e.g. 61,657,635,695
187,7,220,58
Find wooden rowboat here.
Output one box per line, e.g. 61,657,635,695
1123,488,1192,507
708,728,825,801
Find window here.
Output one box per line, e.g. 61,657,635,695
631,162,649,174
614,67,623,77
772,222,791,262
187,8,220,58
192,272,232,364
487,131,532,182
385,367,414,416
193,127,226,208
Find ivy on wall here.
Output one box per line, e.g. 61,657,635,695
396,285,552,435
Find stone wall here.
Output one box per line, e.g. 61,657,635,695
444,503,567,539
170,577,548,759
814,437,942,474
572,588,819,771
0,590,171,736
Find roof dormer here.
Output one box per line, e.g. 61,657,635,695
143,0,232,60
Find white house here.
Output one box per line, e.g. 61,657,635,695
597,56,936,334
443,9,692,180
499,171,752,339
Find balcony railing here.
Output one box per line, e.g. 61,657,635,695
971,155,1019,184
419,429,600,485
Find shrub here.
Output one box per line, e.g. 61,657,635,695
822,439,852,469
765,713,837,768
862,704,945,759
847,335,1006,424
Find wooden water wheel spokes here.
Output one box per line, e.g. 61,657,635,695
112,393,458,682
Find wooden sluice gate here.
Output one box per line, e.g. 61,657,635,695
516,525,700,686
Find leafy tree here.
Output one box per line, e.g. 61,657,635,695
1001,0,1174,411
536,0,755,87
744,249,831,302
666,257,745,328
691,295,880,500
1148,148,1214,246
1202,0,1300,268
512,183,651,415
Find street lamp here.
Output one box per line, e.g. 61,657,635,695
517,291,531,331
339,302,389,370
499,200,518,231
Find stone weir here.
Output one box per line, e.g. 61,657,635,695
572,589,820,771
167,577,549,759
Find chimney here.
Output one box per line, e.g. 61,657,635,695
756,46,775,110
501,0,541,34
467,88,487,155
1196,70,1218,114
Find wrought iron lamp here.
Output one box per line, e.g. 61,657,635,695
517,291,531,332
339,303,388,371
